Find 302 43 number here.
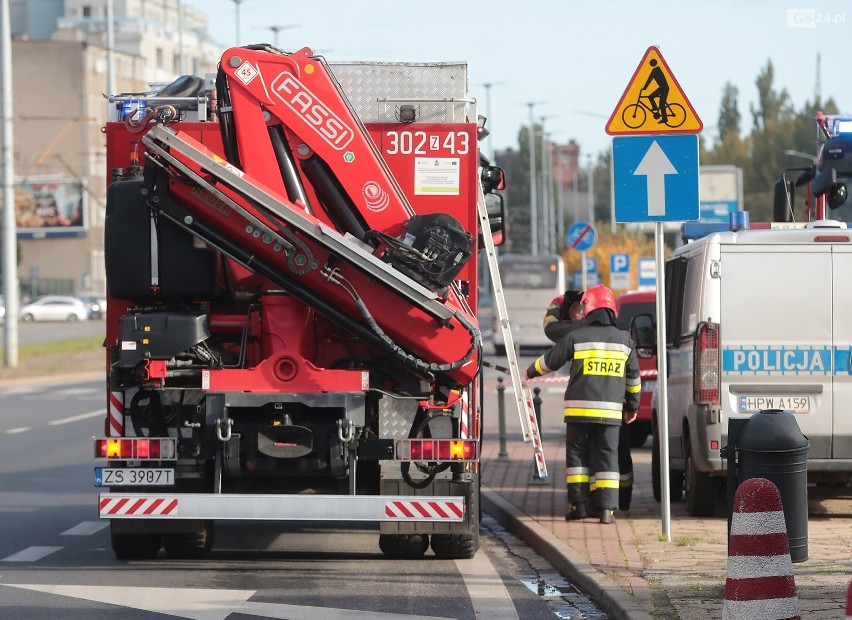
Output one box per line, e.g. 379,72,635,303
385,131,469,156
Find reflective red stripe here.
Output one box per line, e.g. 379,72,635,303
392,502,415,518
413,503,432,518
143,499,164,515
724,575,797,601
127,498,147,514
428,501,448,518
447,502,463,518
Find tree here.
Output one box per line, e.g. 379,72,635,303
717,82,741,139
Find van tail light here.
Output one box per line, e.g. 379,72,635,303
694,322,720,405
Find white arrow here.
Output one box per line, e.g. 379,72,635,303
633,140,678,216
2,584,455,620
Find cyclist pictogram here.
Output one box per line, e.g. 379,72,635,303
605,46,702,136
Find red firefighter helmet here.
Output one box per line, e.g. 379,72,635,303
582,284,617,313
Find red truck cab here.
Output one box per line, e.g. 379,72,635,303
616,290,657,447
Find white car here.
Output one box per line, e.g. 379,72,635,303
20,295,89,322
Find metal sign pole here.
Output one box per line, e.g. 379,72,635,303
655,221,671,540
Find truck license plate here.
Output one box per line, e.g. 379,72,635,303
738,396,810,414
95,468,174,487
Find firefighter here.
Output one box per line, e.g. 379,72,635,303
526,284,641,524
542,289,585,341
541,288,636,512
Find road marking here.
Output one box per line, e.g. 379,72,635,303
0,584,457,620
1,547,63,562
61,521,109,536
49,409,105,426
456,552,519,619
6,427,30,434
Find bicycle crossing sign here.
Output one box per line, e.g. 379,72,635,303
605,46,703,136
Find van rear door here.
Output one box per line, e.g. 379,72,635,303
831,245,852,458
720,244,833,459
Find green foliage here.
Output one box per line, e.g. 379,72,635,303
702,58,839,221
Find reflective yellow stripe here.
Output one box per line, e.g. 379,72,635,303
626,383,641,393
591,479,620,490
534,357,548,374
566,474,589,484
564,408,624,420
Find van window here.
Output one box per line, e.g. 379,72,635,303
665,256,688,346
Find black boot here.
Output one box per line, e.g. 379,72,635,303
599,509,615,525
565,502,589,521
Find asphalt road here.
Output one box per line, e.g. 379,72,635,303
0,376,610,620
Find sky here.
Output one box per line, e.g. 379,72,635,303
182,0,852,161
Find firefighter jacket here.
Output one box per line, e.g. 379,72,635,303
527,308,641,424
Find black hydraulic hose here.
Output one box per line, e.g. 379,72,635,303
149,186,434,381
352,297,481,374
268,125,313,215
301,154,371,243
215,69,241,169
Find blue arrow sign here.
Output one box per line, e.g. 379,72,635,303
566,221,597,252
612,135,699,222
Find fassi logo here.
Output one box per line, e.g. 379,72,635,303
271,72,354,150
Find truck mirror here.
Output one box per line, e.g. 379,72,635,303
630,313,656,359
773,179,794,222
483,192,505,247
481,165,505,192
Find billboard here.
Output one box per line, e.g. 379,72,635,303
15,177,86,238
699,165,743,223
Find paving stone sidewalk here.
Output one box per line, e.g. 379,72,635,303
480,420,852,619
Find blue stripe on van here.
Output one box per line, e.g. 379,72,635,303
722,346,832,375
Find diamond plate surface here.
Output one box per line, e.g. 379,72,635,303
328,61,469,123
379,397,419,439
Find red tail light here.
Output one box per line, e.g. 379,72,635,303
396,439,477,462
694,322,720,404
94,437,176,460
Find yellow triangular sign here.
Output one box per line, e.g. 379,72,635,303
605,46,703,135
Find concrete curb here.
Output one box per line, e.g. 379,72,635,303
0,370,102,389
482,486,653,620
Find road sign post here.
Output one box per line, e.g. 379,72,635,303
606,45,703,542
566,222,597,290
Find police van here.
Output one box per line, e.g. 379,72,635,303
651,219,852,516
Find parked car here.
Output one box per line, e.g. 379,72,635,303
20,295,89,322
77,293,107,319
616,290,657,448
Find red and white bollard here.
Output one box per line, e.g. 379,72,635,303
723,477,800,620
845,579,852,620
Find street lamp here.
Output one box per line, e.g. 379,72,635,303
231,0,252,45
539,116,557,254
477,81,505,161
256,24,300,47
587,153,595,223
525,101,545,255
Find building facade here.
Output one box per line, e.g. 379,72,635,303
8,0,222,296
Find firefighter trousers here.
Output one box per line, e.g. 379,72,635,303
564,422,620,511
